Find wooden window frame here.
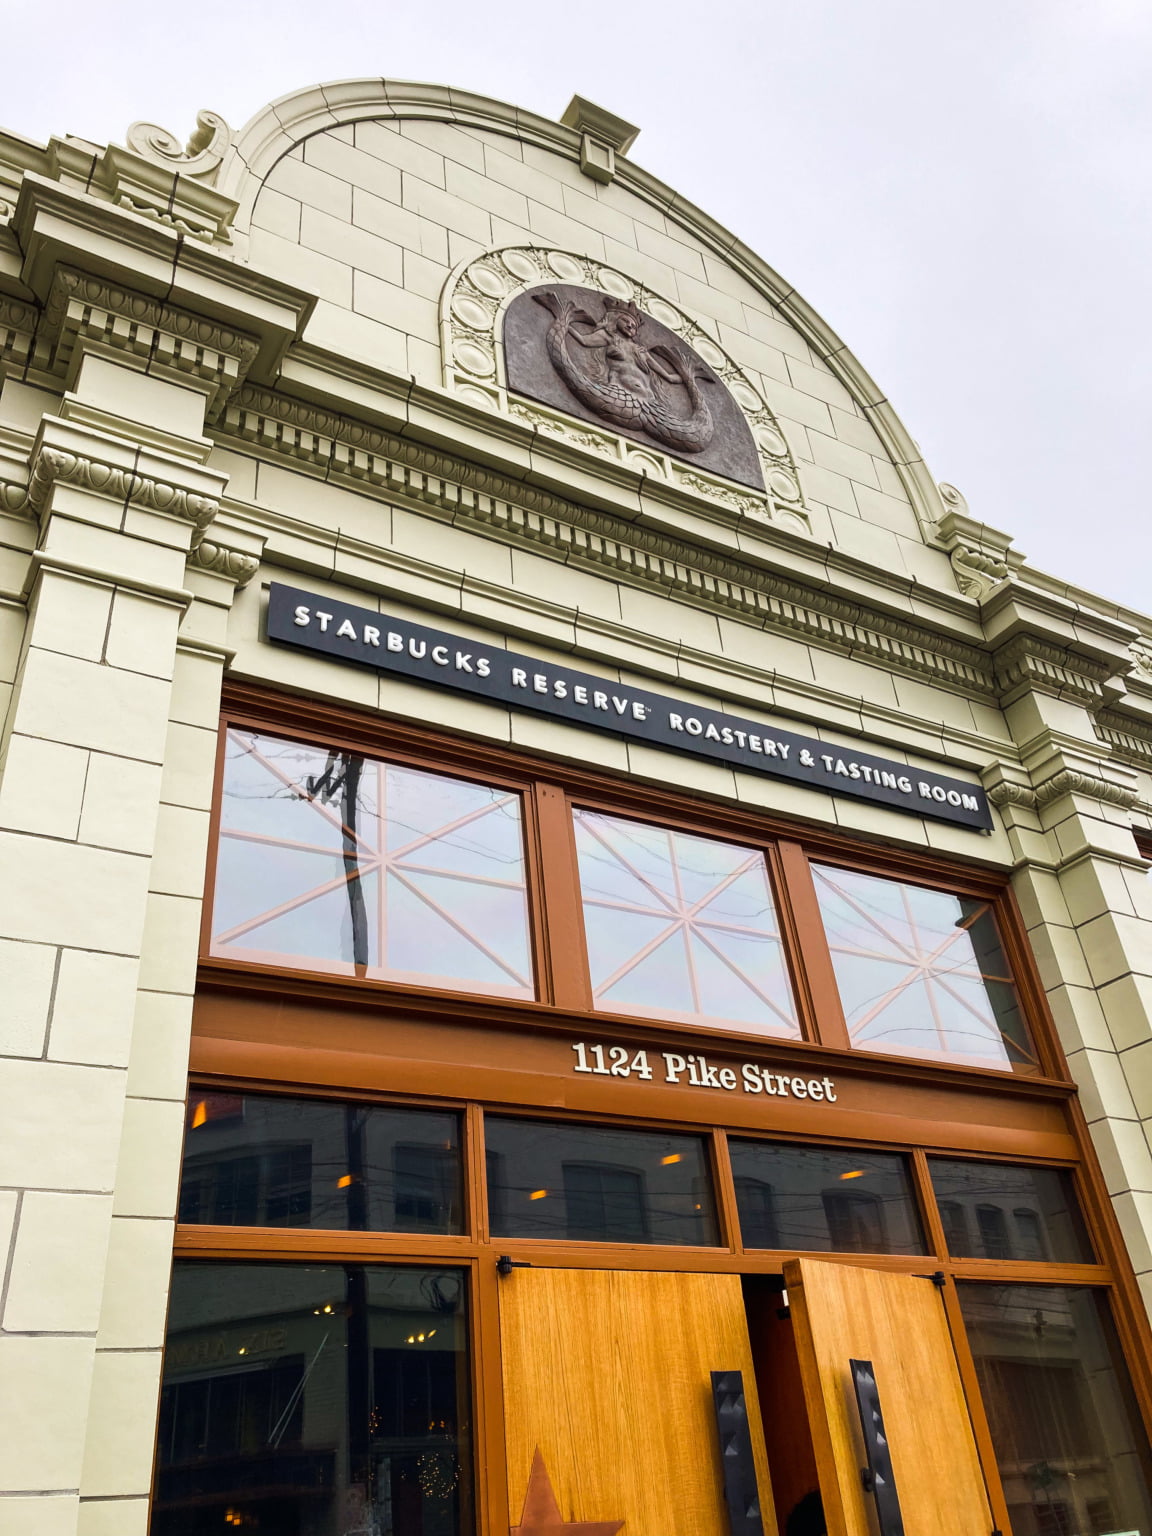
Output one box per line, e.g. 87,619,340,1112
205,685,1066,1084
174,684,1152,1535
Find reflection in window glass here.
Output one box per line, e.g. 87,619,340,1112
153,1262,472,1536
573,809,799,1035
729,1141,926,1254
485,1117,718,1245
929,1160,1093,1263
958,1284,1152,1536
179,1094,463,1234
211,730,533,998
812,864,1037,1072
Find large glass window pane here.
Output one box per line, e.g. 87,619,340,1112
211,730,533,998
812,864,1037,1073
153,1262,472,1536
958,1284,1152,1536
179,1093,463,1234
930,1160,1093,1263
729,1140,927,1254
485,1117,718,1245
573,808,800,1036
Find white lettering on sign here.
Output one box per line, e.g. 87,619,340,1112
275,588,989,830
570,1041,837,1100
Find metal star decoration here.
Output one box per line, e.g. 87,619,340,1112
511,1448,625,1536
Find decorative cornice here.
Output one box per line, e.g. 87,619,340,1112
440,245,809,535
1033,769,1138,811
26,446,218,530
1096,709,1152,768
993,634,1110,708
188,536,259,587
41,267,259,418
220,383,996,697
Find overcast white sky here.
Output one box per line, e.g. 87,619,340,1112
4,0,1149,613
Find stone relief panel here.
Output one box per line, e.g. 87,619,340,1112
504,285,763,490
441,246,808,532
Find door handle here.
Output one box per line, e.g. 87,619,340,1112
712,1371,764,1536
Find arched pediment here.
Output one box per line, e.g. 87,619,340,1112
213,78,950,542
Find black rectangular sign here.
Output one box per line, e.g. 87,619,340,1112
267,583,992,830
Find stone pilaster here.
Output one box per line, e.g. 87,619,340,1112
0,359,250,1532
987,609,1152,1316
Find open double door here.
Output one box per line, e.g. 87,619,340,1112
498,1261,994,1536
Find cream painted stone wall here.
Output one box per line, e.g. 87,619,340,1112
4,75,1152,1532
248,118,954,588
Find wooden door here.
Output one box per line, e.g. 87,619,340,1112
499,1267,776,1536
784,1258,992,1536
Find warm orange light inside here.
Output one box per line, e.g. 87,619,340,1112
661,1154,682,1165
529,1189,548,1200
190,1101,208,1129
839,1170,866,1180
337,1175,354,1188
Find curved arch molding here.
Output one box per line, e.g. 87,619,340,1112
218,79,949,538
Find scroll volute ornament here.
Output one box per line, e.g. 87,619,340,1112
125,109,232,182
504,284,764,490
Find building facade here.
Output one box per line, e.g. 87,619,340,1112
3,78,1152,1536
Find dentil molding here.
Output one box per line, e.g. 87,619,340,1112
40,268,260,420
219,382,995,698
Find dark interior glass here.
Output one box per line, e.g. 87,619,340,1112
929,1159,1093,1263
179,1093,463,1234
958,1283,1152,1536
152,1262,472,1536
729,1140,926,1254
484,1117,718,1245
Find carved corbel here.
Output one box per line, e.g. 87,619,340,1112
0,480,30,515
188,536,259,588
0,295,38,372
26,444,219,532
937,491,1022,601
1033,768,1138,811
982,762,1038,813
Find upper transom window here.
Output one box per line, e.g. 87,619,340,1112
572,808,799,1037
812,864,1035,1073
211,730,534,998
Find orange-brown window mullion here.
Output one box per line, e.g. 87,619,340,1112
775,839,850,1050
531,783,593,1010
939,1276,1014,1536
710,1128,744,1254
911,1146,950,1263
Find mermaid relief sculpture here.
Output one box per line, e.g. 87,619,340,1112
533,291,715,454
